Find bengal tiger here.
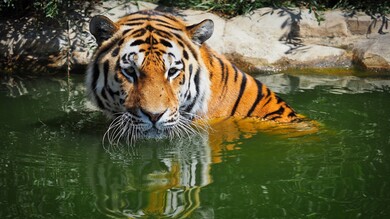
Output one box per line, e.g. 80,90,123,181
86,10,299,142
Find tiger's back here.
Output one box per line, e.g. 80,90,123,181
201,47,298,122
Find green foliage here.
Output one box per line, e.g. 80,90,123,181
0,0,79,19
34,0,60,18
157,0,388,22
1,0,389,22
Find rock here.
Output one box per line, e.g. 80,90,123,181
346,12,386,35
91,0,157,20
222,8,350,70
299,10,350,38
280,45,351,68
223,8,292,64
0,17,66,74
353,35,390,69
0,0,389,74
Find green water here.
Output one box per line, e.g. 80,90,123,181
1,73,390,218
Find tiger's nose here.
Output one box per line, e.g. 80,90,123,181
140,108,166,124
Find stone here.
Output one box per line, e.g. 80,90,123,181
91,0,157,20
346,12,386,35
353,35,390,69
221,8,350,70
223,7,293,62
299,10,350,38
0,0,389,74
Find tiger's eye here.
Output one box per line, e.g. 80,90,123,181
168,68,180,79
121,66,137,81
169,68,177,75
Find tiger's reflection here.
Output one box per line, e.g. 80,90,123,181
88,134,213,218
88,117,318,218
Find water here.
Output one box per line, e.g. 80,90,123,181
1,72,390,218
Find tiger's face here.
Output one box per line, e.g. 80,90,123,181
86,11,214,141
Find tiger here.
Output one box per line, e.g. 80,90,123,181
85,10,299,142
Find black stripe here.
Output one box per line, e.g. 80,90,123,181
263,97,272,107
96,97,105,110
114,74,120,83
122,29,131,36
177,41,184,48
156,23,181,31
223,65,230,88
121,54,129,64
162,14,179,23
154,29,173,38
184,64,193,99
114,59,121,83
101,88,107,99
217,58,225,83
154,18,174,25
183,50,189,60
265,88,272,98
146,25,154,32
179,73,186,85
122,17,153,24
264,107,285,120
160,39,172,47
123,17,149,23
262,88,273,107
231,73,247,116
124,22,145,27
111,47,119,57
91,62,99,91
130,28,147,38
233,65,239,82
130,39,145,46
173,33,197,60
288,112,296,117
145,36,158,45
115,59,120,71
101,60,110,100
185,67,201,112
108,88,120,97
209,57,214,80
103,60,109,88
189,64,193,75
117,38,125,46
247,79,264,116
91,63,105,110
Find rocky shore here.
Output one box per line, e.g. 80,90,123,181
0,0,389,74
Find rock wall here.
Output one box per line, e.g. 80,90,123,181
0,0,389,74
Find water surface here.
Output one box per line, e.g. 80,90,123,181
1,72,390,218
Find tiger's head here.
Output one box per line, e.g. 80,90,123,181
86,11,214,141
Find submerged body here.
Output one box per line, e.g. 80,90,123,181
85,10,299,142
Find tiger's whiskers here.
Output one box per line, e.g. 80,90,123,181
103,112,144,148
102,111,210,148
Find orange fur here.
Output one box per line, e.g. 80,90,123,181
200,47,298,122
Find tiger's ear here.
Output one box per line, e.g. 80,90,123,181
187,19,214,45
90,15,119,46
